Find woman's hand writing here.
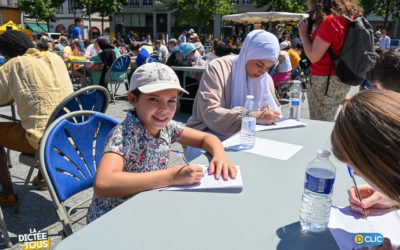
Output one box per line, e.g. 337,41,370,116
256,109,280,124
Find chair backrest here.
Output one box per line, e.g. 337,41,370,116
46,85,110,127
39,111,119,202
110,55,131,73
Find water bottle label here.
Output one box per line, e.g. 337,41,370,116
290,99,300,106
304,173,335,194
241,117,255,132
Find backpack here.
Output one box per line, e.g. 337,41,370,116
325,15,377,95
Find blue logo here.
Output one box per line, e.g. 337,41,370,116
354,233,384,245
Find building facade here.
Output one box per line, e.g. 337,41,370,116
110,0,259,41
0,0,21,25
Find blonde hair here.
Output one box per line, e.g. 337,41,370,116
331,89,400,204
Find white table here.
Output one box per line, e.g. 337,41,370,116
55,119,360,250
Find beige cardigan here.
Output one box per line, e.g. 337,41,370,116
187,55,279,138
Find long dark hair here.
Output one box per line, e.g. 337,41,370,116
97,38,114,50
309,0,363,26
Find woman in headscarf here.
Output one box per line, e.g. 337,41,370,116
166,42,196,67
186,30,281,160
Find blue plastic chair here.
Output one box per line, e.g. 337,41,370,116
15,86,110,212
39,111,118,236
105,55,131,102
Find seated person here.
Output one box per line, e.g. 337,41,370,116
186,30,281,160
65,39,87,86
0,31,73,204
89,38,123,89
281,41,300,73
272,43,292,89
135,44,153,68
331,90,400,248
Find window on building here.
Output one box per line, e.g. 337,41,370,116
231,0,240,5
143,0,153,6
243,0,254,5
129,0,139,6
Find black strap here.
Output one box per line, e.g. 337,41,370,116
325,47,335,96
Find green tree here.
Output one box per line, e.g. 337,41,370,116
252,0,308,13
360,0,400,30
160,0,235,34
18,0,65,31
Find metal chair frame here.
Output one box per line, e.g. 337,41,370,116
39,111,118,236
14,86,110,213
105,55,131,102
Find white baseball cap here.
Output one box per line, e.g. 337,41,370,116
129,63,189,95
279,41,290,50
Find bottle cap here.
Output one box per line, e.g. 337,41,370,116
246,95,254,100
317,149,331,159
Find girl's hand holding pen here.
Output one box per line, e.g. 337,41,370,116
171,165,205,186
348,184,395,215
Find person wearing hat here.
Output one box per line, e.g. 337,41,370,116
374,31,381,46
167,38,179,55
280,41,300,73
0,30,73,204
86,62,237,223
63,38,88,85
178,30,187,45
154,39,169,63
271,42,292,90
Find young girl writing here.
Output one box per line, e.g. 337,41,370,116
87,63,237,222
331,89,400,247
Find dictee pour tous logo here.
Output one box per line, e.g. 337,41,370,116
18,228,49,250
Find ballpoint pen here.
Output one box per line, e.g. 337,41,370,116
347,165,368,219
176,150,190,166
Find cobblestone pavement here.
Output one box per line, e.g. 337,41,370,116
0,85,359,249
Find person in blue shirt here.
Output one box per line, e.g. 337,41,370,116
71,17,83,40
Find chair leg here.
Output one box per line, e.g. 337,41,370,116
14,166,35,213
0,207,12,248
6,149,11,168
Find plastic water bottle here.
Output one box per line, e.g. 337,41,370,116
240,95,257,149
300,149,336,232
289,80,302,121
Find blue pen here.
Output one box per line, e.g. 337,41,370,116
347,165,368,219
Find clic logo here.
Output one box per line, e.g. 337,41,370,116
354,233,384,245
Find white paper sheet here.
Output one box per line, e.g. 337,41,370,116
328,206,400,250
223,136,303,160
160,165,243,191
255,117,306,132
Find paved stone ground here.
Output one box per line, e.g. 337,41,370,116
0,84,359,249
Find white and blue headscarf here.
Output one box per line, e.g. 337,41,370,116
230,30,280,111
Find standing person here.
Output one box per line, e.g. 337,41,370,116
160,33,167,45
178,30,187,45
0,31,73,203
331,90,400,248
145,34,152,46
298,0,363,121
379,29,391,52
374,30,381,46
71,17,83,40
186,30,281,160
86,62,236,222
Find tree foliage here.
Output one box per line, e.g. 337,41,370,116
71,0,128,17
18,0,65,23
253,0,308,13
359,0,400,29
160,0,235,27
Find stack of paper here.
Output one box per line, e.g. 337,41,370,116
255,117,307,132
160,165,243,192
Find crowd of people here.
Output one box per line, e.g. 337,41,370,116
0,0,399,247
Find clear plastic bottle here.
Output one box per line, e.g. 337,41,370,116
289,80,302,121
240,95,257,149
300,149,336,232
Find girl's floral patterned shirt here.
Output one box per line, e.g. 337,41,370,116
87,111,184,223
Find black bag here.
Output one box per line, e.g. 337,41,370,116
325,15,377,95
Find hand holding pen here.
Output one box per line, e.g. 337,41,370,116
171,151,204,186
347,165,368,219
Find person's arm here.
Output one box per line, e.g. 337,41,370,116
0,64,12,105
178,127,237,180
90,54,101,62
93,152,205,198
67,55,87,61
298,19,331,63
348,184,399,215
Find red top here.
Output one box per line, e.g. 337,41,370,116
310,14,351,76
